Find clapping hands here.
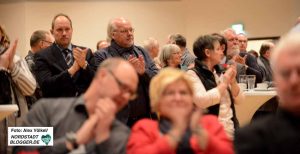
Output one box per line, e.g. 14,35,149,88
0,39,18,70
128,54,145,75
75,98,117,145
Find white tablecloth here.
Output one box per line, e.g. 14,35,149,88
235,90,277,126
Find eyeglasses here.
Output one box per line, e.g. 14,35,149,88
107,69,137,100
227,38,238,42
42,40,53,45
115,28,135,34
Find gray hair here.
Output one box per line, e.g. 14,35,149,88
30,30,49,47
143,37,159,51
106,17,128,42
159,44,180,67
106,19,117,43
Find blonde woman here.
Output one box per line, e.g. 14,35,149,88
127,68,233,154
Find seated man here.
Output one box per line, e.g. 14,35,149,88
14,58,138,154
257,42,274,82
235,32,300,153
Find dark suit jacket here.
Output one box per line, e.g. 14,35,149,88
239,51,263,83
34,43,96,98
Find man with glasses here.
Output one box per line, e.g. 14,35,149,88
34,13,96,98
14,58,138,154
235,32,300,154
25,30,54,108
94,17,158,127
26,30,54,74
222,29,263,83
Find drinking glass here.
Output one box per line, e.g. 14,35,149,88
247,75,256,91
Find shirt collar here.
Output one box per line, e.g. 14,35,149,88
55,42,72,52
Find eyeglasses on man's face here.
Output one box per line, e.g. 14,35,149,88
114,28,135,34
42,40,53,45
107,69,137,100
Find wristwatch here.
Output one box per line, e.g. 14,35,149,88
66,131,79,149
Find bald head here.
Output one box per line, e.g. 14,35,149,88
271,32,300,115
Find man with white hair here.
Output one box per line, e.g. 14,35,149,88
94,17,158,127
143,37,161,69
234,32,300,153
223,29,263,83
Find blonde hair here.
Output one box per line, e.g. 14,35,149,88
149,68,194,112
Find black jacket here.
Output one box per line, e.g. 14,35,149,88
34,43,96,98
192,59,239,129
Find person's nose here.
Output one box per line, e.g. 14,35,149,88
62,30,67,36
289,70,300,86
120,91,131,102
173,92,182,101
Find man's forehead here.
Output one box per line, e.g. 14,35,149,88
276,49,300,65
238,35,247,40
54,17,71,27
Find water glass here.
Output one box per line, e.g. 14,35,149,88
239,75,248,85
247,75,256,90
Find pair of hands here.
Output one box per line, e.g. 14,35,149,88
217,63,238,96
75,98,117,145
128,54,145,75
233,55,247,65
222,63,237,86
0,39,18,70
68,47,88,76
164,106,208,149
164,104,203,137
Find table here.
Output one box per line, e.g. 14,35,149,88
235,90,277,127
0,104,19,121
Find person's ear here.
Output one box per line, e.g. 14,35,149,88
50,29,54,35
38,40,43,48
204,49,211,57
221,44,225,51
111,31,116,39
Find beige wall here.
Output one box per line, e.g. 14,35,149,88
0,0,299,58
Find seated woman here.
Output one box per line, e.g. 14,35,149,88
127,68,233,154
186,35,244,139
159,44,185,70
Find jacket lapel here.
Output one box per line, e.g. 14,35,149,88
49,44,69,71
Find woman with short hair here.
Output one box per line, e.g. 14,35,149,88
159,44,184,70
186,34,244,139
127,68,233,154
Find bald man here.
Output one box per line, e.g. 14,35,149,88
14,58,138,154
